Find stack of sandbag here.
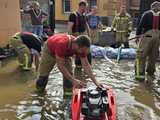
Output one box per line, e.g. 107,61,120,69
118,48,136,59
90,45,136,59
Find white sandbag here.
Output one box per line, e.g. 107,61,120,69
91,45,136,59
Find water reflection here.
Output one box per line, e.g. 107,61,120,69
0,58,160,120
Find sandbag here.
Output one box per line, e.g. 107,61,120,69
91,45,136,59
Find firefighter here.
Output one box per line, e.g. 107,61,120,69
135,1,160,81
36,34,102,93
111,5,132,48
10,32,42,71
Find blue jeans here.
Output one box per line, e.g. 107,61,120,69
32,25,43,37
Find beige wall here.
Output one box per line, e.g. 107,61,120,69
55,0,68,21
0,0,21,47
97,0,108,16
55,0,81,21
55,0,116,21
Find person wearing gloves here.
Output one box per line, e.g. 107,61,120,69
36,34,102,94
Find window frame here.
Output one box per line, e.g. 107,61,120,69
87,0,97,9
62,0,71,13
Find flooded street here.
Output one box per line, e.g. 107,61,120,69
1,0,160,119
0,24,160,120
0,57,160,120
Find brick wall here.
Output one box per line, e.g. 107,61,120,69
130,0,140,10
130,0,140,7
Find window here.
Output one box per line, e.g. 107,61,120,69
87,0,97,8
63,0,71,13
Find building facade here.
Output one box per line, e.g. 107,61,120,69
55,0,119,21
129,0,140,17
0,0,21,47
55,0,140,25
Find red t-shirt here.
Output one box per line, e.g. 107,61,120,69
153,15,159,29
47,34,87,58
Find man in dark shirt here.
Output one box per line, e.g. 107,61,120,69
135,1,160,81
10,32,42,71
21,1,48,37
69,10,87,34
68,1,90,36
68,1,91,68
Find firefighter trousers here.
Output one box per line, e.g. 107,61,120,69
10,37,32,70
36,42,73,94
135,30,160,80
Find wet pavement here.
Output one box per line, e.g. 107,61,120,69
0,58,160,120
0,25,160,120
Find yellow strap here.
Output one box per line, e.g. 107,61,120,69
116,16,129,20
23,53,29,69
17,46,26,50
136,58,140,76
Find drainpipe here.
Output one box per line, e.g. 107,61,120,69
49,0,55,33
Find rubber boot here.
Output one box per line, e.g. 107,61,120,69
36,76,49,93
135,58,145,81
22,53,32,71
135,47,145,81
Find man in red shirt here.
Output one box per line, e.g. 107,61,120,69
36,34,102,93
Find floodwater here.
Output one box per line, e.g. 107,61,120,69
0,57,160,120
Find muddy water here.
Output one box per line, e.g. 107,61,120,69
0,57,160,120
